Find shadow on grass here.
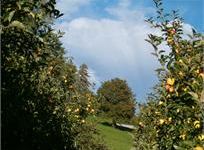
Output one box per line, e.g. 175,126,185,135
101,121,113,127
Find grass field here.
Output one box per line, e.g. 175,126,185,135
89,116,134,150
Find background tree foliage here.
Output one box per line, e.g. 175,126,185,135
1,0,107,150
97,78,136,124
134,0,204,149
77,64,92,92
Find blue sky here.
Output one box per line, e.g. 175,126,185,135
55,0,203,102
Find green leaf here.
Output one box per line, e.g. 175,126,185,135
188,92,198,101
36,36,44,43
29,12,35,18
9,20,25,29
159,50,165,54
8,11,15,22
16,1,21,10
151,52,158,57
173,145,186,150
200,90,204,103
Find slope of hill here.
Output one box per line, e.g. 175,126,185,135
89,116,134,150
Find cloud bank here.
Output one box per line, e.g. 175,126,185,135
55,0,193,101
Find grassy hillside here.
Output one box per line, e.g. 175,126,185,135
89,116,134,150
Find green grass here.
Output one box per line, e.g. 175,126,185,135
89,116,134,150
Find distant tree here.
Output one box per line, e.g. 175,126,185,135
77,64,92,92
97,78,136,123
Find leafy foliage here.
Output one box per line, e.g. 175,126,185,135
1,0,106,150
97,78,136,123
134,0,204,149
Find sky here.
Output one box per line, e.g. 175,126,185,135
55,0,203,102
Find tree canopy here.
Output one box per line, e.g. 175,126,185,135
97,78,136,123
1,1,107,150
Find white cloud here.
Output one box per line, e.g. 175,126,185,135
118,0,131,8
55,0,195,101
106,0,155,22
56,0,91,18
55,5,160,100
182,23,194,38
